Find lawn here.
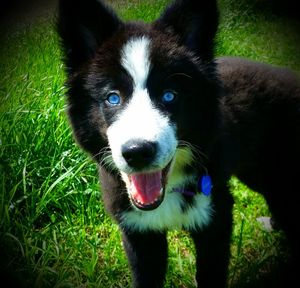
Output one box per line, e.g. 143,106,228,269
0,0,299,287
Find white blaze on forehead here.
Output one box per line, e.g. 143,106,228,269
106,36,177,173
121,36,151,88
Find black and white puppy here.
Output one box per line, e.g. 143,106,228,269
58,0,300,287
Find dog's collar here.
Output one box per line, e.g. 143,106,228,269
173,175,212,197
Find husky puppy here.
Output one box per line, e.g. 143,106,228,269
58,0,300,287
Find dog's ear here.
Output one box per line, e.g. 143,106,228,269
154,0,218,61
58,0,122,73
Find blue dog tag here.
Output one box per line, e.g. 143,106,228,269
198,175,212,196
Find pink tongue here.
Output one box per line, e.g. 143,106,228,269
130,171,162,205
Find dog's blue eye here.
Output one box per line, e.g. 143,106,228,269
107,93,121,105
162,91,176,103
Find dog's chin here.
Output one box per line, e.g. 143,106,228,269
122,162,172,211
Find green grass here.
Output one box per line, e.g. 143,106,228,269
0,0,299,287
216,0,300,72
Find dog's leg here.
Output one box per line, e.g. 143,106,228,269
121,230,168,288
190,188,233,288
260,176,299,287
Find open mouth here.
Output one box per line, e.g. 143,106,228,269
126,163,171,211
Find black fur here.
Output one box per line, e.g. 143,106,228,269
58,0,300,287
58,0,122,73
154,0,218,61
218,56,300,257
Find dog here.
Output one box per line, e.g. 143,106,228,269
58,0,300,287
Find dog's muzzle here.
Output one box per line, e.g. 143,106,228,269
120,139,171,210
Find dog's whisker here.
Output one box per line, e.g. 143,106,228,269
101,154,116,172
92,146,118,173
165,72,193,80
178,140,209,174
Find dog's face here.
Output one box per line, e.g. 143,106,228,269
59,0,220,211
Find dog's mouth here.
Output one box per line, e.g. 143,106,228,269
125,163,171,211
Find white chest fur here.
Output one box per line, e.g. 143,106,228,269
120,190,213,232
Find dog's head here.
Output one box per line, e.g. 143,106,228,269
58,0,220,211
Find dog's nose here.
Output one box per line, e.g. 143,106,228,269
121,140,157,169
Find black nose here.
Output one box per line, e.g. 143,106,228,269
121,140,157,169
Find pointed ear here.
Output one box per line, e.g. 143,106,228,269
58,0,122,73
154,0,218,61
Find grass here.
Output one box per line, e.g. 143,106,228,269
0,0,299,287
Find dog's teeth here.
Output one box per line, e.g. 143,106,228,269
135,196,160,207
